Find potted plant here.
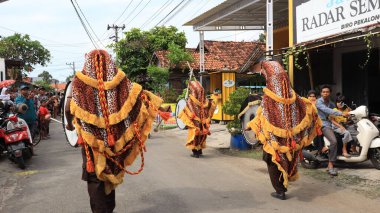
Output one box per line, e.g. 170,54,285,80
222,88,251,150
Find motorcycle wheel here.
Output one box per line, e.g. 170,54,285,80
369,147,380,170
16,156,26,170
301,158,319,169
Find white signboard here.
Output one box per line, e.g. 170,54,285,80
296,0,380,43
223,79,235,88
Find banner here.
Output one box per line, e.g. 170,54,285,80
295,0,380,43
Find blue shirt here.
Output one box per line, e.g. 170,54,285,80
15,95,37,124
316,97,342,128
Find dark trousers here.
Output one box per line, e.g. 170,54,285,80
87,180,115,213
263,151,287,194
82,148,116,213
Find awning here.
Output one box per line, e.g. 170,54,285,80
184,0,288,31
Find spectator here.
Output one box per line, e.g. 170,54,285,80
38,98,51,140
15,85,37,135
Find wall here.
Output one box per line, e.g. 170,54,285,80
0,58,5,81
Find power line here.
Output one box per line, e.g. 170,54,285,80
179,0,212,24
155,0,187,27
124,0,153,27
99,0,135,40
0,25,95,47
114,0,135,24
70,0,99,49
119,0,144,25
103,0,145,41
73,0,105,48
140,0,173,29
162,0,193,25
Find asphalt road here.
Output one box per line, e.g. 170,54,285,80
1,121,379,213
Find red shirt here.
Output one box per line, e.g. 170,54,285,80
39,106,49,119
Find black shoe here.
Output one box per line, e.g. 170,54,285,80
198,149,203,156
271,192,286,200
190,153,200,158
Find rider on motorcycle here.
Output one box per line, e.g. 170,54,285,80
329,94,355,157
316,85,350,176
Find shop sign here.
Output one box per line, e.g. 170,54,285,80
296,0,380,43
223,79,235,88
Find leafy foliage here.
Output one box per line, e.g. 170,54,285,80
66,74,75,82
38,71,53,83
146,65,169,93
112,26,187,84
222,88,250,117
167,43,193,65
0,33,51,72
258,33,266,43
177,87,187,102
161,88,178,103
33,80,53,92
222,88,250,135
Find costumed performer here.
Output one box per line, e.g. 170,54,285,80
65,49,164,212
178,80,216,158
246,61,322,200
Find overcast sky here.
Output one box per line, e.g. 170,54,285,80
0,0,261,82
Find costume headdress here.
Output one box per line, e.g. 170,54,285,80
70,49,162,193
247,61,322,188
178,80,216,150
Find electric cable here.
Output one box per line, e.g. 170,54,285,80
140,0,173,29
70,0,99,49
155,0,187,26
73,0,105,48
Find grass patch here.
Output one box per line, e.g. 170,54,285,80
301,167,380,199
218,147,263,160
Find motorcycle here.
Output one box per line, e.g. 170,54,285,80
302,105,380,170
0,100,33,169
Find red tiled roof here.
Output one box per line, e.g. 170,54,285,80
50,83,66,91
153,40,265,72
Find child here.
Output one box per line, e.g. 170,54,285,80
329,94,356,157
39,99,51,140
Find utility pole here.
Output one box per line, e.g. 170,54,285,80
107,24,125,42
66,62,76,75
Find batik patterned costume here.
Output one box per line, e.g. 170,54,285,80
70,50,162,194
247,61,321,190
178,81,216,151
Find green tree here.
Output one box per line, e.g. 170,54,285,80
146,65,169,93
66,74,74,82
167,43,193,65
38,70,53,83
259,33,266,43
222,88,250,135
112,26,187,83
33,80,53,92
0,33,51,72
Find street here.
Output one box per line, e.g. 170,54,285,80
1,121,379,213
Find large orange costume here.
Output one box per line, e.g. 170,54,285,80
247,61,321,199
70,50,162,195
178,81,216,157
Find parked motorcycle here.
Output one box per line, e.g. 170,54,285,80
302,105,380,170
0,100,33,169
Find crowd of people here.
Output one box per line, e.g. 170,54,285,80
0,85,64,140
